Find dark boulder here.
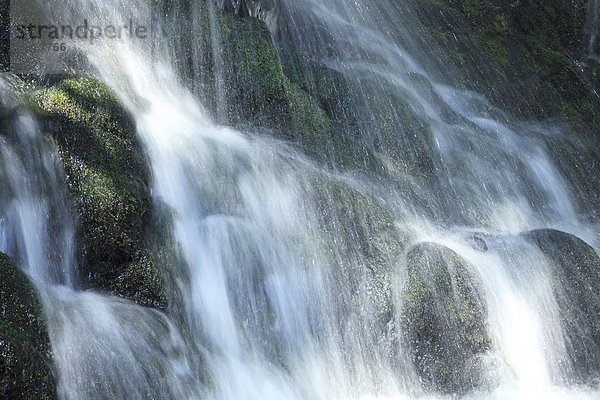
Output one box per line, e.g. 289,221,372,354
401,242,492,394
525,228,600,382
29,76,167,309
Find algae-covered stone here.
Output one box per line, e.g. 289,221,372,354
177,1,288,126
526,229,600,381
309,175,408,354
29,76,166,309
314,177,406,273
114,251,167,309
0,252,56,399
401,242,491,394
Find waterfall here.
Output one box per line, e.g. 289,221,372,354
1,0,600,399
0,79,74,286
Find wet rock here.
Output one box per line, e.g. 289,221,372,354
525,228,600,381
29,76,167,309
216,6,334,148
401,242,492,394
161,1,334,158
545,136,600,223
469,234,489,252
312,176,407,348
0,252,56,399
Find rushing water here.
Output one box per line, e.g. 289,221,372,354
1,0,600,399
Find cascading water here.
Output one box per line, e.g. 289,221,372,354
2,0,600,399
0,79,74,286
270,0,595,230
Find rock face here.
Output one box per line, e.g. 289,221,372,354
0,252,56,400
401,243,491,394
29,76,166,309
216,10,333,148
416,0,596,125
415,0,600,222
526,229,600,382
159,0,333,157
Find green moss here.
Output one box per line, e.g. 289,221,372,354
0,253,56,399
283,78,332,143
114,251,167,309
29,76,166,309
218,12,287,119
479,35,510,67
448,0,484,23
216,9,335,147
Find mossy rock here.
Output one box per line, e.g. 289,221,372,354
314,176,406,272
173,1,288,126
164,1,334,155
218,11,287,121
0,252,56,399
401,242,491,394
415,0,599,130
304,174,408,336
283,78,333,146
271,15,351,118
216,7,334,146
437,0,586,53
525,229,600,382
28,76,166,309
